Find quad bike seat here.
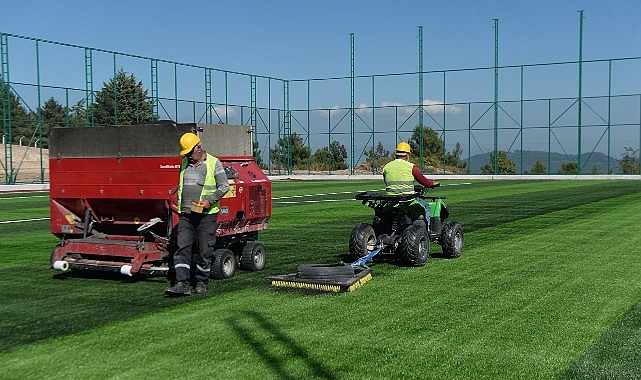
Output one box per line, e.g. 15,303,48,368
355,191,417,204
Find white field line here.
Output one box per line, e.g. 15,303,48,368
272,189,383,204
271,182,472,204
0,195,48,200
274,199,356,204
0,183,473,221
0,195,50,224
0,217,49,224
271,190,381,200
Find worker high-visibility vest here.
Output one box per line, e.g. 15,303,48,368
177,153,221,214
383,159,416,195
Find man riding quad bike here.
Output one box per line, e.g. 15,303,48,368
350,184,463,266
349,142,463,266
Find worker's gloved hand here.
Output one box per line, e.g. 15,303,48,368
431,182,440,188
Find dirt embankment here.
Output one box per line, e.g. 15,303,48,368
0,145,49,183
0,146,458,183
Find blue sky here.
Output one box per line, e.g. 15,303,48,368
5,0,640,79
3,0,641,161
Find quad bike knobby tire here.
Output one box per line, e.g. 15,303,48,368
349,223,376,259
440,220,464,258
398,224,429,266
212,248,236,279
241,242,266,271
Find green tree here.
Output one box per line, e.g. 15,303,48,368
93,69,155,126
312,140,348,171
31,98,89,148
269,132,310,171
362,141,391,172
530,160,546,175
408,124,444,168
1,77,34,145
34,97,67,148
252,139,266,169
561,161,578,174
480,151,517,174
68,99,89,127
444,142,467,173
618,147,640,174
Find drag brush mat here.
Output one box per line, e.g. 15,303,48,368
269,264,372,293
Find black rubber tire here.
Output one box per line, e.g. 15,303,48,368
240,242,266,271
440,220,464,258
296,264,355,281
211,248,236,279
349,223,376,259
398,224,430,267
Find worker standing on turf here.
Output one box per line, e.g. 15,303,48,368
165,132,229,297
383,142,439,224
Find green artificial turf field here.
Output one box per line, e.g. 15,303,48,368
0,179,640,379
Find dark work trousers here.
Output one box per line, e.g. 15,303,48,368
173,212,219,285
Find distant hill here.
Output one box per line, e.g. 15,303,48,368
467,150,620,174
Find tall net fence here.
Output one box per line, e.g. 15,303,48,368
1,29,640,184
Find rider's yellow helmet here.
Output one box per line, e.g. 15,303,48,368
395,142,411,155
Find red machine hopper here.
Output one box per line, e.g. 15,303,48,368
49,123,271,278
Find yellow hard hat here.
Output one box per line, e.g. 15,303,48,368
179,132,200,155
395,142,411,155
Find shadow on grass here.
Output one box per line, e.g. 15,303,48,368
559,299,641,379
226,310,339,380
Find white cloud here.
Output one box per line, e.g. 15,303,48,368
380,101,406,108
212,105,237,120
379,99,462,115
310,99,463,119
356,102,372,116
313,105,346,117
422,99,463,115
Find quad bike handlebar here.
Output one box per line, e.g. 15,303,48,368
413,184,427,195
413,184,442,198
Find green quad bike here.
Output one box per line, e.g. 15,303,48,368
350,184,463,267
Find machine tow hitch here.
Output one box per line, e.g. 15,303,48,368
349,245,383,270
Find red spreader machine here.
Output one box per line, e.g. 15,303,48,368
49,123,271,279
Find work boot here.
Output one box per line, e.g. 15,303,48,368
195,282,208,294
164,281,191,297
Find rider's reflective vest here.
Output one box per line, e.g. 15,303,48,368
383,159,416,195
177,153,221,214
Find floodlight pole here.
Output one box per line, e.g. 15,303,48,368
493,19,499,175
607,60,611,174
85,48,94,126
307,79,311,174
36,40,44,182
418,25,424,171
371,75,375,174
2,34,15,184
350,33,355,175
578,10,584,175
